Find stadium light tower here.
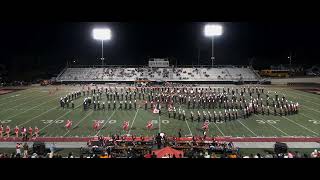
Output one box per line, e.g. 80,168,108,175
204,24,223,67
92,28,112,66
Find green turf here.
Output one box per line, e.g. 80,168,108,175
0,85,320,138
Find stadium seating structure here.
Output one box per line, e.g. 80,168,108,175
56,66,260,82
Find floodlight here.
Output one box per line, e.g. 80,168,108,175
92,28,111,41
204,24,222,37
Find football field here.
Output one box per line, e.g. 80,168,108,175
0,85,320,139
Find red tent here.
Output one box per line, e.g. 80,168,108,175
152,146,184,158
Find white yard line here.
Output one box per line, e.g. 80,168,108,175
63,110,94,137
301,106,320,114
0,93,51,113
300,112,318,120
237,120,258,136
128,108,140,134
212,123,225,137
39,104,82,132
185,120,193,136
271,89,320,112
281,88,320,104
0,91,43,106
17,105,60,126
267,122,289,136
5,95,61,120
281,116,319,136
158,115,161,133
0,90,34,101
253,114,290,136
95,110,116,136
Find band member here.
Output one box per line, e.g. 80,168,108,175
5,125,10,138
93,120,101,131
0,125,3,138
145,101,148,110
35,126,39,138
122,121,129,131
14,126,19,138
202,121,209,131
21,127,27,138
146,121,153,130
29,127,33,137
65,120,72,130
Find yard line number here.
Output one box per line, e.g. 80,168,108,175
256,120,280,124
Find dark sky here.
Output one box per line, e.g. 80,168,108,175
0,22,320,75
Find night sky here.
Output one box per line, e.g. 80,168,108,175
0,22,320,80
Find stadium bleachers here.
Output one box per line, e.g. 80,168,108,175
56,66,260,82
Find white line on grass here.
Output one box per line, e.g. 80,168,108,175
0,93,52,113
281,89,320,105
0,92,46,107
237,120,258,136
95,110,116,136
17,105,60,126
271,89,320,112
63,110,94,137
281,116,319,136
158,115,161,133
212,123,225,137
301,106,320,114
0,92,39,106
39,104,82,132
5,95,61,120
267,121,289,136
185,120,193,136
299,112,318,120
0,90,34,101
253,114,289,136
128,108,140,134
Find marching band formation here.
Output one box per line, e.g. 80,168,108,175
0,84,300,139
56,85,300,133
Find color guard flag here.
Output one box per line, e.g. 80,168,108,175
123,121,129,131
146,121,153,130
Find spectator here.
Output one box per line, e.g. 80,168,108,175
31,153,37,158
144,150,152,158
23,143,29,158
295,151,302,158
151,152,157,158
16,143,21,156
68,152,74,158
311,149,318,158
204,151,210,158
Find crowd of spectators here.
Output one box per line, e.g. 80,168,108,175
1,138,319,158
57,67,259,82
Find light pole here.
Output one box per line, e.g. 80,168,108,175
204,24,222,67
92,28,112,66
288,53,292,69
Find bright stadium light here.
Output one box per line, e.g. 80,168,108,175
204,24,223,67
204,24,222,37
92,28,112,66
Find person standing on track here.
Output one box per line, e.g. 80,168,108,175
34,126,39,138
29,127,33,138
5,125,10,138
14,126,19,138
0,125,3,138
